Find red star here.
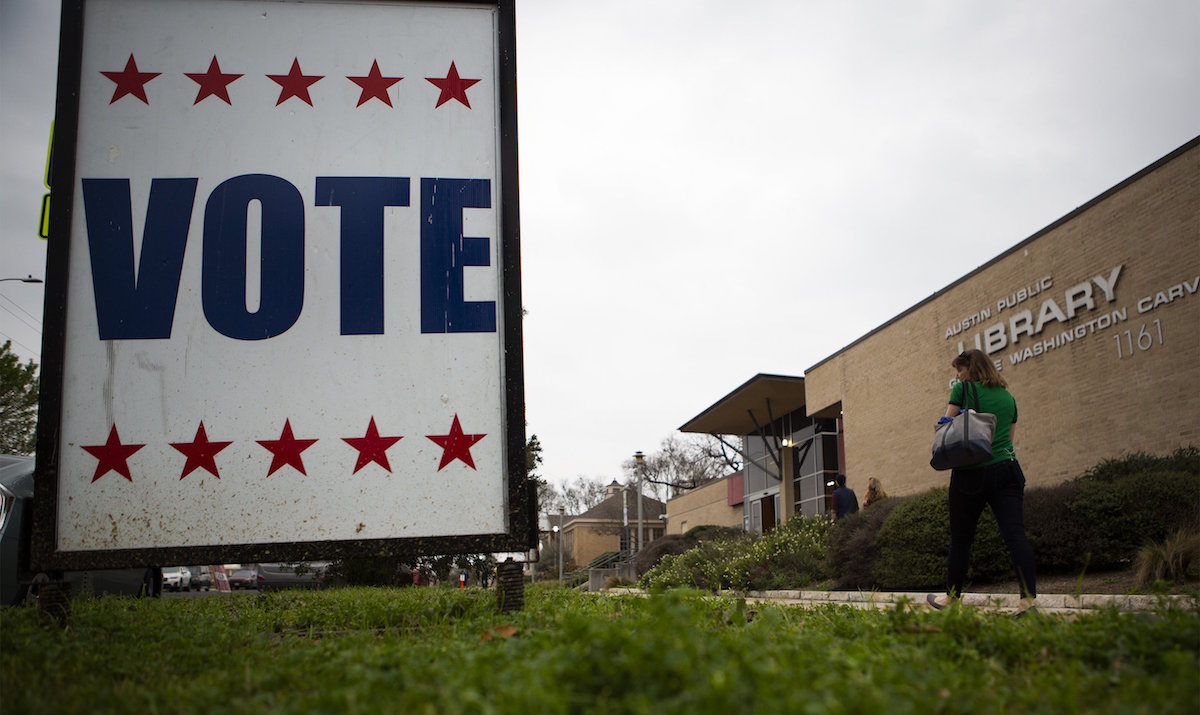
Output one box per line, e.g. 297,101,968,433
347,60,403,107
170,421,233,480
185,56,243,105
342,417,403,473
425,61,480,108
426,414,486,471
100,54,161,105
257,419,318,476
267,58,324,106
82,424,145,483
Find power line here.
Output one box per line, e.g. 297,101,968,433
0,302,41,333
0,329,40,358
0,292,42,328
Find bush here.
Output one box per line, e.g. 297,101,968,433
1066,466,1200,569
1134,529,1200,586
1083,446,1200,481
640,447,1199,593
1023,480,1087,572
870,488,1010,590
640,539,745,592
828,496,905,589
630,534,694,578
639,517,829,592
739,516,830,590
861,447,1199,588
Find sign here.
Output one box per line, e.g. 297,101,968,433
943,261,1197,372
32,0,531,570
40,122,52,240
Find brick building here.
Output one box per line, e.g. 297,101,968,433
663,472,744,536
682,137,1199,528
560,481,665,567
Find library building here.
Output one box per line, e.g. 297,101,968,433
679,137,1199,531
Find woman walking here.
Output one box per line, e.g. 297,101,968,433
927,349,1037,614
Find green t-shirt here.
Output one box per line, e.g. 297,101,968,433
948,381,1017,466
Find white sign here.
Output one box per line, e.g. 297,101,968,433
36,0,527,567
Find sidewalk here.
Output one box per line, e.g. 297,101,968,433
741,589,1197,615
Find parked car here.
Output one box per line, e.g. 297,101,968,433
1,455,159,604
256,562,330,591
227,568,260,590
189,565,212,591
161,566,191,591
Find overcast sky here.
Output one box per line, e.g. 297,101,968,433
2,0,1198,486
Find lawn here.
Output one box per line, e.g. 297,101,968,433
2,585,1197,714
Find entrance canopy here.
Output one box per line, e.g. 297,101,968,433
679,374,806,436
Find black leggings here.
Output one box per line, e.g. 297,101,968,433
947,460,1037,598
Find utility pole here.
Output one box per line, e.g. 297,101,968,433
634,451,645,554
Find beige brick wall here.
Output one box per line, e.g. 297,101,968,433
567,521,621,566
665,479,743,535
567,521,665,566
805,141,1200,499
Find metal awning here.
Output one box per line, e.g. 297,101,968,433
678,373,806,436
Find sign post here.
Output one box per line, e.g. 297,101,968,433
32,0,532,572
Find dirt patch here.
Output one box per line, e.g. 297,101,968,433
971,569,1198,596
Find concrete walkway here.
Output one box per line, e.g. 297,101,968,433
740,589,1197,615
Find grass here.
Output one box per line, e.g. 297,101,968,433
2,585,1199,714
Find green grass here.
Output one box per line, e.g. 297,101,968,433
2,586,1198,714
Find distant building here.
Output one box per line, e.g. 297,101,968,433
560,481,665,567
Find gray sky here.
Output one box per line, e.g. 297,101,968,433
2,0,1198,486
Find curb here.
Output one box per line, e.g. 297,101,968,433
602,588,1196,614
741,589,1197,614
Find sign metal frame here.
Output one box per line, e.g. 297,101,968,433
31,0,534,571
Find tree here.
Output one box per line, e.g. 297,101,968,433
556,476,610,515
538,475,608,517
526,433,544,477
0,341,38,455
624,434,739,500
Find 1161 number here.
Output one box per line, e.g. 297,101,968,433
1114,319,1164,359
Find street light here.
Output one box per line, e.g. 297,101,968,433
633,451,645,555
0,275,43,283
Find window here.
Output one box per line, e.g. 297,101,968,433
791,419,840,517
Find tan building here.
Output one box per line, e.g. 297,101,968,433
683,137,1199,527
561,481,665,567
663,472,744,536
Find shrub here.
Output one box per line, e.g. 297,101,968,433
604,575,636,589
1083,446,1200,481
740,516,830,590
630,534,694,577
639,516,829,592
641,448,1199,593
1023,479,1087,572
1134,529,1200,586
640,539,745,592
1066,467,1200,569
828,496,905,589
684,524,746,541
870,487,1010,590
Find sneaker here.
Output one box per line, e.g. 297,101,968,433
1014,597,1038,618
926,593,958,610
